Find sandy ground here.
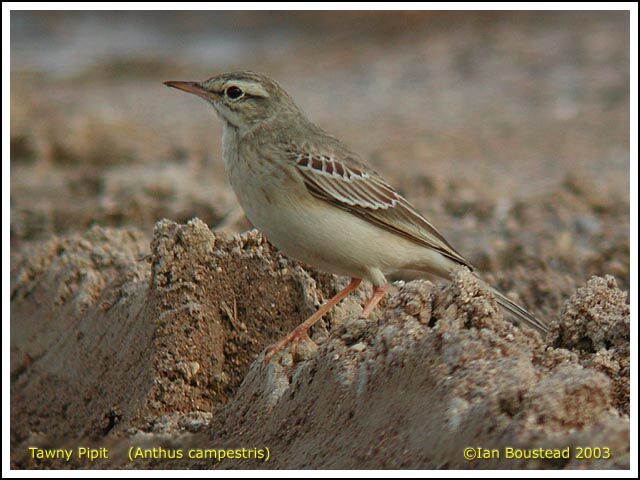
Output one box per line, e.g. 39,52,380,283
10,11,630,469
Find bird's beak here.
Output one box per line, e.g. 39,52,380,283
163,80,218,101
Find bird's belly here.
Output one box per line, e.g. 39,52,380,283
240,190,430,281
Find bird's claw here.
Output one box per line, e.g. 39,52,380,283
262,330,313,367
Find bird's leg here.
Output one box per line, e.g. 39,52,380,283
361,284,389,318
263,278,362,365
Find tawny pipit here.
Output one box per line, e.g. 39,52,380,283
165,71,548,363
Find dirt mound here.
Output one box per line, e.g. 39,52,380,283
197,270,628,469
551,275,630,415
9,219,346,464
10,219,629,469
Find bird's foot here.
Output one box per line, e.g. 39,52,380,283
361,284,389,318
262,278,363,366
263,326,313,366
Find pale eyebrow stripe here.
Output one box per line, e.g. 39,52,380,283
224,80,269,97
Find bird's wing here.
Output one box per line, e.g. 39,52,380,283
287,147,473,269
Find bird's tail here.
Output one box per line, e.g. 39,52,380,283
480,279,548,336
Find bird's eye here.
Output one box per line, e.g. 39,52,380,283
225,86,244,100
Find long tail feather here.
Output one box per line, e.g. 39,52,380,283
481,281,548,335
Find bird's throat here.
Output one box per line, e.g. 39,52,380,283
221,122,241,172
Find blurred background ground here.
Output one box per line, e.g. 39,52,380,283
9,11,631,469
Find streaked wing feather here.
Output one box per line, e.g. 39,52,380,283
289,149,472,269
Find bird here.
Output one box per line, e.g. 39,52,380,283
164,71,548,364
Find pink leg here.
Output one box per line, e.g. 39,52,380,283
263,278,362,365
361,284,389,318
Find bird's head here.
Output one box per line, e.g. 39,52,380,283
164,71,299,130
